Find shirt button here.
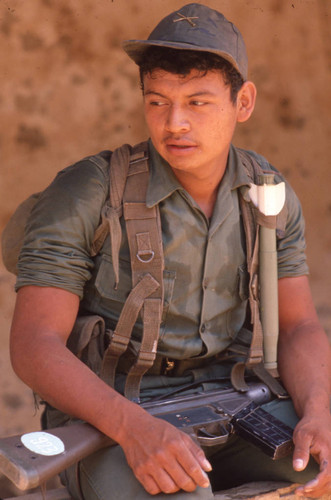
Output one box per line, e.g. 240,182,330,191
200,324,206,333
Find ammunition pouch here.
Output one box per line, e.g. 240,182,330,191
66,314,111,378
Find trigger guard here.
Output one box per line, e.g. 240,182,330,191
196,423,230,447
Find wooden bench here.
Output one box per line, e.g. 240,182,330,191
3,480,331,500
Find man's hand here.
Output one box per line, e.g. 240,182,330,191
118,411,212,495
293,412,331,498
278,276,331,497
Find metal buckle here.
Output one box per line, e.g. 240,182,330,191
136,250,155,263
163,358,176,375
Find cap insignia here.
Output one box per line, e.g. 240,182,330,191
173,12,198,27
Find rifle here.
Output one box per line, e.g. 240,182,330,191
0,382,293,491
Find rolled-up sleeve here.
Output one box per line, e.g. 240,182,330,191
277,180,309,279
16,158,109,298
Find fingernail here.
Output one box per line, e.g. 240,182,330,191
293,458,304,470
201,471,210,487
304,479,318,491
322,459,328,471
202,459,212,471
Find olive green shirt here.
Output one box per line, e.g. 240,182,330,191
16,141,308,359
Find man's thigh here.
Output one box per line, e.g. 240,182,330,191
62,445,214,500
208,398,319,491
61,396,320,498
208,433,319,491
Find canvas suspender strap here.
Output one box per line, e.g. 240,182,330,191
122,143,164,401
230,150,288,398
100,142,164,402
91,145,131,289
100,273,160,384
239,196,263,366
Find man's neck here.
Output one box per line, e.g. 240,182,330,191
172,163,227,219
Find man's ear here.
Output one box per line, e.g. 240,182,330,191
237,81,257,123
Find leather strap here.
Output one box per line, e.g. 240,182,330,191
100,273,160,387
122,144,164,400
230,150,288,398
99,142,164,401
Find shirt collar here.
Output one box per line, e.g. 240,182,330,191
227,144,253,201
146,140,185,208
146,140,252,208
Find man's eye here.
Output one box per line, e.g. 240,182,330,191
190,100,207,106
149,101,166,106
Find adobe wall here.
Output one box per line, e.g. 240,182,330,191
0,0,330,439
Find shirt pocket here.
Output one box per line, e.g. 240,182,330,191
95,254,176,329
226,264,250,340
94,254,132,320
160,269,176,331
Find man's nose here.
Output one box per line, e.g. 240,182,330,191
165,105,190,134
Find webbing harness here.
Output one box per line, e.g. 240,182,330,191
231,150,287,398
89,142,288,401
90,143,163,402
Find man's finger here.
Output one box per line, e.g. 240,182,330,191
163,462,198,493
151,468,181,494
293,455,309,471
139,474,161,496
174,445,211,489
183,434,213,472
292,428,312,471
296,474,330,498
194,447,213,472
295,445,331,496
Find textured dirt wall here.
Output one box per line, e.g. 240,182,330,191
0,0,330,443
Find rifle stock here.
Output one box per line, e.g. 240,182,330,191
0,383,293,491
0,423,112,490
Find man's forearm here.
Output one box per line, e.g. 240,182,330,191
278,319,331,418
10,332,146,445
277,276,331,418
10,286,147,446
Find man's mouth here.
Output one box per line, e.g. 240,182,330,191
166,144,196,155
164,140,197,154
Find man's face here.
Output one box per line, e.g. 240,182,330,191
143,68,241,176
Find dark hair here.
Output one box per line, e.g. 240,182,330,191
138,46,245,103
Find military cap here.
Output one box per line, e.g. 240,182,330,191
123,3,248,80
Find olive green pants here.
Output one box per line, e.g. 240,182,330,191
61,398,319,500
62,410,318,500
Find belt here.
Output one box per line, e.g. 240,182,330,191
104,322,252,378
116,347,220,377
146,354,219,377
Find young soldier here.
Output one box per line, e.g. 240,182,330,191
9,4,331,499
